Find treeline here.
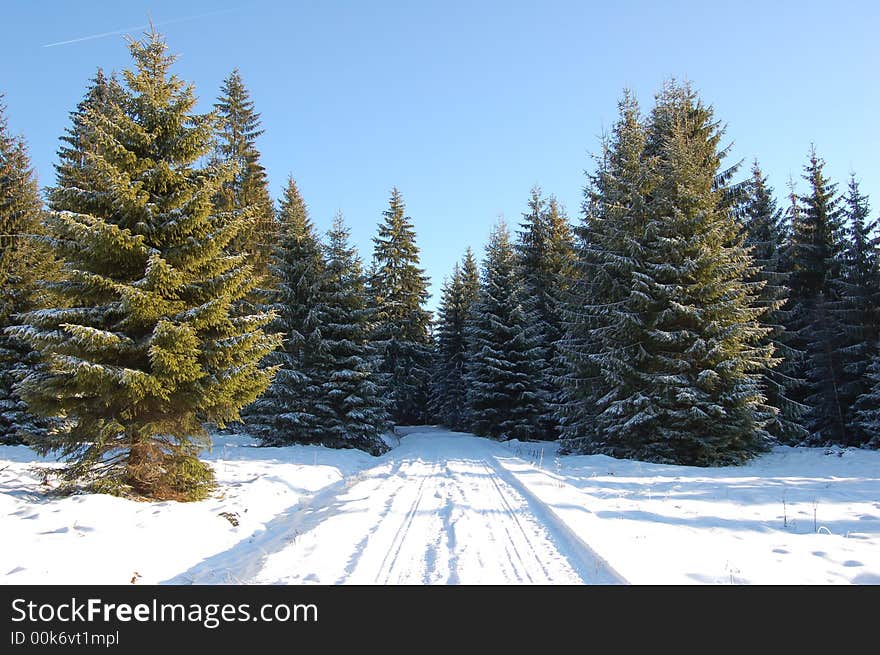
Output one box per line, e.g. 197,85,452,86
0,31,878,500
0,31,436,499
431,84,880,464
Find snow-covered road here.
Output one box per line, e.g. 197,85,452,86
170,427,624,585
7,426,876,585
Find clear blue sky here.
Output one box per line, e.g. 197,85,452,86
3,1,878,310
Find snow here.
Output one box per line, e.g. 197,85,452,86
499,439,880,584
0,434,376,585
234,427,619,585
1,426,878,585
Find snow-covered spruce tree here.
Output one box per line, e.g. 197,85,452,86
787,148,849,445
461,246,480,307
212,68,276,294
627,82,775,464
740,162,808,443
465,220,546,440
558,90,652,451
567,82,776,465
834,176,880,445
316,213,390,454
459,248,480,426
0,98,56,445
368,188,433,424
244,177,328,445
431,265,464,426
54,69,125,195
3,71,126,447
7,31,280,500
515,187,575,439
211,69,276,352
432,250,481,430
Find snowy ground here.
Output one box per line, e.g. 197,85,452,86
1,426,878,584
498,438,880,584
0,434,377,585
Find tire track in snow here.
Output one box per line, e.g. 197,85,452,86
485,454,627,584
471,459,532,582
335,474,404,584
480,459,554,581
440,489,460,584
421,480,451,584
181,430,626,585
375,461,431,584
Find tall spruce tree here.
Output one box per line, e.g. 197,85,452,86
559,90,652,448
787,148,848,444
8,31,279,500
432,249,481,430
461,247,480,307
317,213,390,454
516,187,575,439
245,177,327,445
368,188,433,424
630,82,775,464
54,69,124,195
0,98,55,444
465,220,546,440
740,162,808,442
563,82,776,465
834,176,880,444
432,265,465,427
213,69,276,298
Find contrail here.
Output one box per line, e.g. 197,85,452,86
42,7,242,48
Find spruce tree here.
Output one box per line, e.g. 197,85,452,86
787,148,848,444
8,31,279,500
559,90,651,449
54,68,124,196
432,249,480,431
516,187,575,439
564,83,776,465
465,220,546,440
316,213,390,454
245,177,327,445
212,69,276,301
835,176,880,444
629,82,774,464
432,265,464,427
461,246,480,307
740,162,808,442
368,188,433,424
0,98,55,444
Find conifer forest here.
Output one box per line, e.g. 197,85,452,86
2,28,879,508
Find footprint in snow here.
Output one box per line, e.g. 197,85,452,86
40,526,70,534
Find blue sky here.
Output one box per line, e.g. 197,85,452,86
3,1,878,310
